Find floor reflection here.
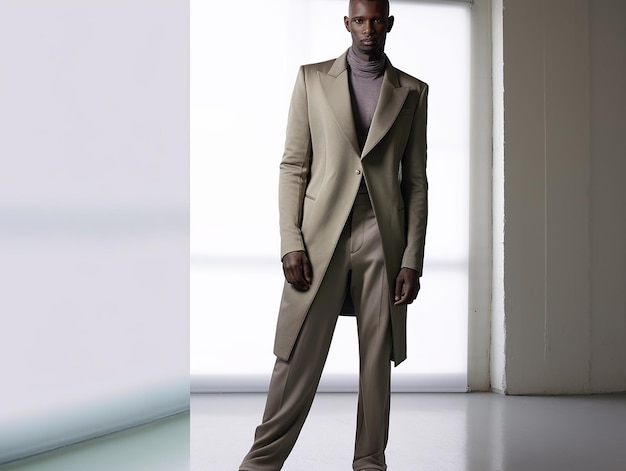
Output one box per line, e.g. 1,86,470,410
193,392,626,471
1,412,189,471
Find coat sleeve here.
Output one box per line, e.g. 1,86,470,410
278,66,313,260
400,83,429,276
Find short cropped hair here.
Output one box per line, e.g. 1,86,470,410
349,0,391,16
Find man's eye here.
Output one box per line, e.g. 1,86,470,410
373,18,382,23
353,19,363,24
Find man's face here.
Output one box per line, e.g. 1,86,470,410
344,0,394,60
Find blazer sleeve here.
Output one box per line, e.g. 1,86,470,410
400,83,429,276
278,66,313,260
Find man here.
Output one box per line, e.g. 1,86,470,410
239,0,428,469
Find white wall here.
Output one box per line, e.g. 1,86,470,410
491,0,626,394
490,0,506,393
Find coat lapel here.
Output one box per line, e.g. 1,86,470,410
320,52,410,158
319,53,360,156
362,64,410,158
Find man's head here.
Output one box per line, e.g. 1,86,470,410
344,0,394,61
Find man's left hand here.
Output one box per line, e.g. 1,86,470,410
394,267,420,306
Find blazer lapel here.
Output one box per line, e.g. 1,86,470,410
362,64,410,158
320,53,410,158
319,53,360,156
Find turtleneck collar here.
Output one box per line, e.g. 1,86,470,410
347,47,386,78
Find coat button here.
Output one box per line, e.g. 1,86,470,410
355,169,361,175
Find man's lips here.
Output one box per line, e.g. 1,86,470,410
361,38,376,46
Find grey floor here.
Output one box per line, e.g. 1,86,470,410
0,412,189,471
192,392,626,471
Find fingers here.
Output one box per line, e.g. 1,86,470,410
282,251,312,291
302,253,312,284
394,285,412,305
394,268,420,306
394,273,404,304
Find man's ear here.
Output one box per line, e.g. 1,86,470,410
387,15,395,32
344,15,351,32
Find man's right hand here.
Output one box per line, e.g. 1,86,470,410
282,251,312,291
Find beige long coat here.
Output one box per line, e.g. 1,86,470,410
274,50,428,366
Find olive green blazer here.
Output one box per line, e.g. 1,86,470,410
274,50,428,366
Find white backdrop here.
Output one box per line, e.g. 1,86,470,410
191,0,470,391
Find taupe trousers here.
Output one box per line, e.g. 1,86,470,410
239,194,393,471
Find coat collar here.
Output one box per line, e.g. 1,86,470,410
319,50,410,158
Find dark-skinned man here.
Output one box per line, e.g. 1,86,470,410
239,1,428,469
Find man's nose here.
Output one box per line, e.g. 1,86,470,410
363,21,372,35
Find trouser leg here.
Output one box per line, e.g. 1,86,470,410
350,194,393,471
238,223,351,471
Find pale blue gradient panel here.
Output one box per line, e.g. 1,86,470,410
1,413,189,471
0,0,189,464
191,0,469,391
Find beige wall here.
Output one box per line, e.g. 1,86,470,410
588,0,626,392
490,0,626,394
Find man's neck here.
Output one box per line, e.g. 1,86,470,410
360,52,384,62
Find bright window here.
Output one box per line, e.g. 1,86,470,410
191,0,470,391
